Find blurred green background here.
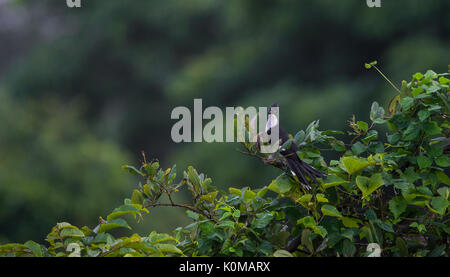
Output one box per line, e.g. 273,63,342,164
0,0,448,243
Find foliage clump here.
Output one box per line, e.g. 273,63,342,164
1,67,448,257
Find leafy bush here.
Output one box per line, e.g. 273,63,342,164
1,66,448,257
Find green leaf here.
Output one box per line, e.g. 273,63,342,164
297,194,312,205
232,209,241,218
243,189,256,202
426,85,441,93
402,122,421,141
362,130,378,144
403,167,420,183
401,97,414,110
370,102,385,123
297,216,316,228
107,204,142,221
97,218,131,233
395,237,409,257
413,72,424,80
340,156,372,175
351,142,366,155
273,249,294,257
24,241,43,257
374,220,394,233
387,132,401,144
368,141,384,153
142,183,152,197
436,171,450,185
199,221,215,236
253,213,274,229
342,239,356,257
229,187,241,195
131,189,144,205
356,173,384,199
301,229,314,253
187,166,202,188
332,140,346,152
356,176,370,194
423,122,442,136
144,161,159,177
257,186,269,198
219,221,235,229
294,130,306,145
357,121,369,132
148,232,178,244
428,245,446,257
271,231,290,247
311,226,328,238
409,222,427,233
269,174,294,194
156,244,183,255
412,87,424,97
437,186,449,199
424,70,437,79
186,210,199,220
201,177,212,189
320,175,348,189
427,104,442,112
417,110,430,121
417,156,432,169
365,61,378,69
340,217,362,228
439,76,450,84
60,228,85,238
430,197,448,215
321,204,342,218
435,155,450,167
200,191,218,203
427,145,443,158
389,197,407,218
316,194,328,203
219,211,231,221
122,165,143,176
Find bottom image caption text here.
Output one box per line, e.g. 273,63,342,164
179,261,271,274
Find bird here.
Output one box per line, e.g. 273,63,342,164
263,103,327,190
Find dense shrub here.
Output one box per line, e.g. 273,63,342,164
0,66,448,257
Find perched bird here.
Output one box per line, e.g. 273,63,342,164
264,103,327,189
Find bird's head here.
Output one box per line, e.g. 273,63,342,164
269,103,279,114
266,103,279,133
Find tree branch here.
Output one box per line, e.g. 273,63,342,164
144,202,218,223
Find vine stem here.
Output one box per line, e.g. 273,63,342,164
349,121,375,146
372,65,401,93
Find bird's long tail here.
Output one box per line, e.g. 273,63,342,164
286,157,326,190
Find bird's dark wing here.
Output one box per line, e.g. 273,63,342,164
279,128,326,189
284,152,326,189
268,104,326,189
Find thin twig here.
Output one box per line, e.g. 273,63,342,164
373,65,401,93
144,202,218,223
